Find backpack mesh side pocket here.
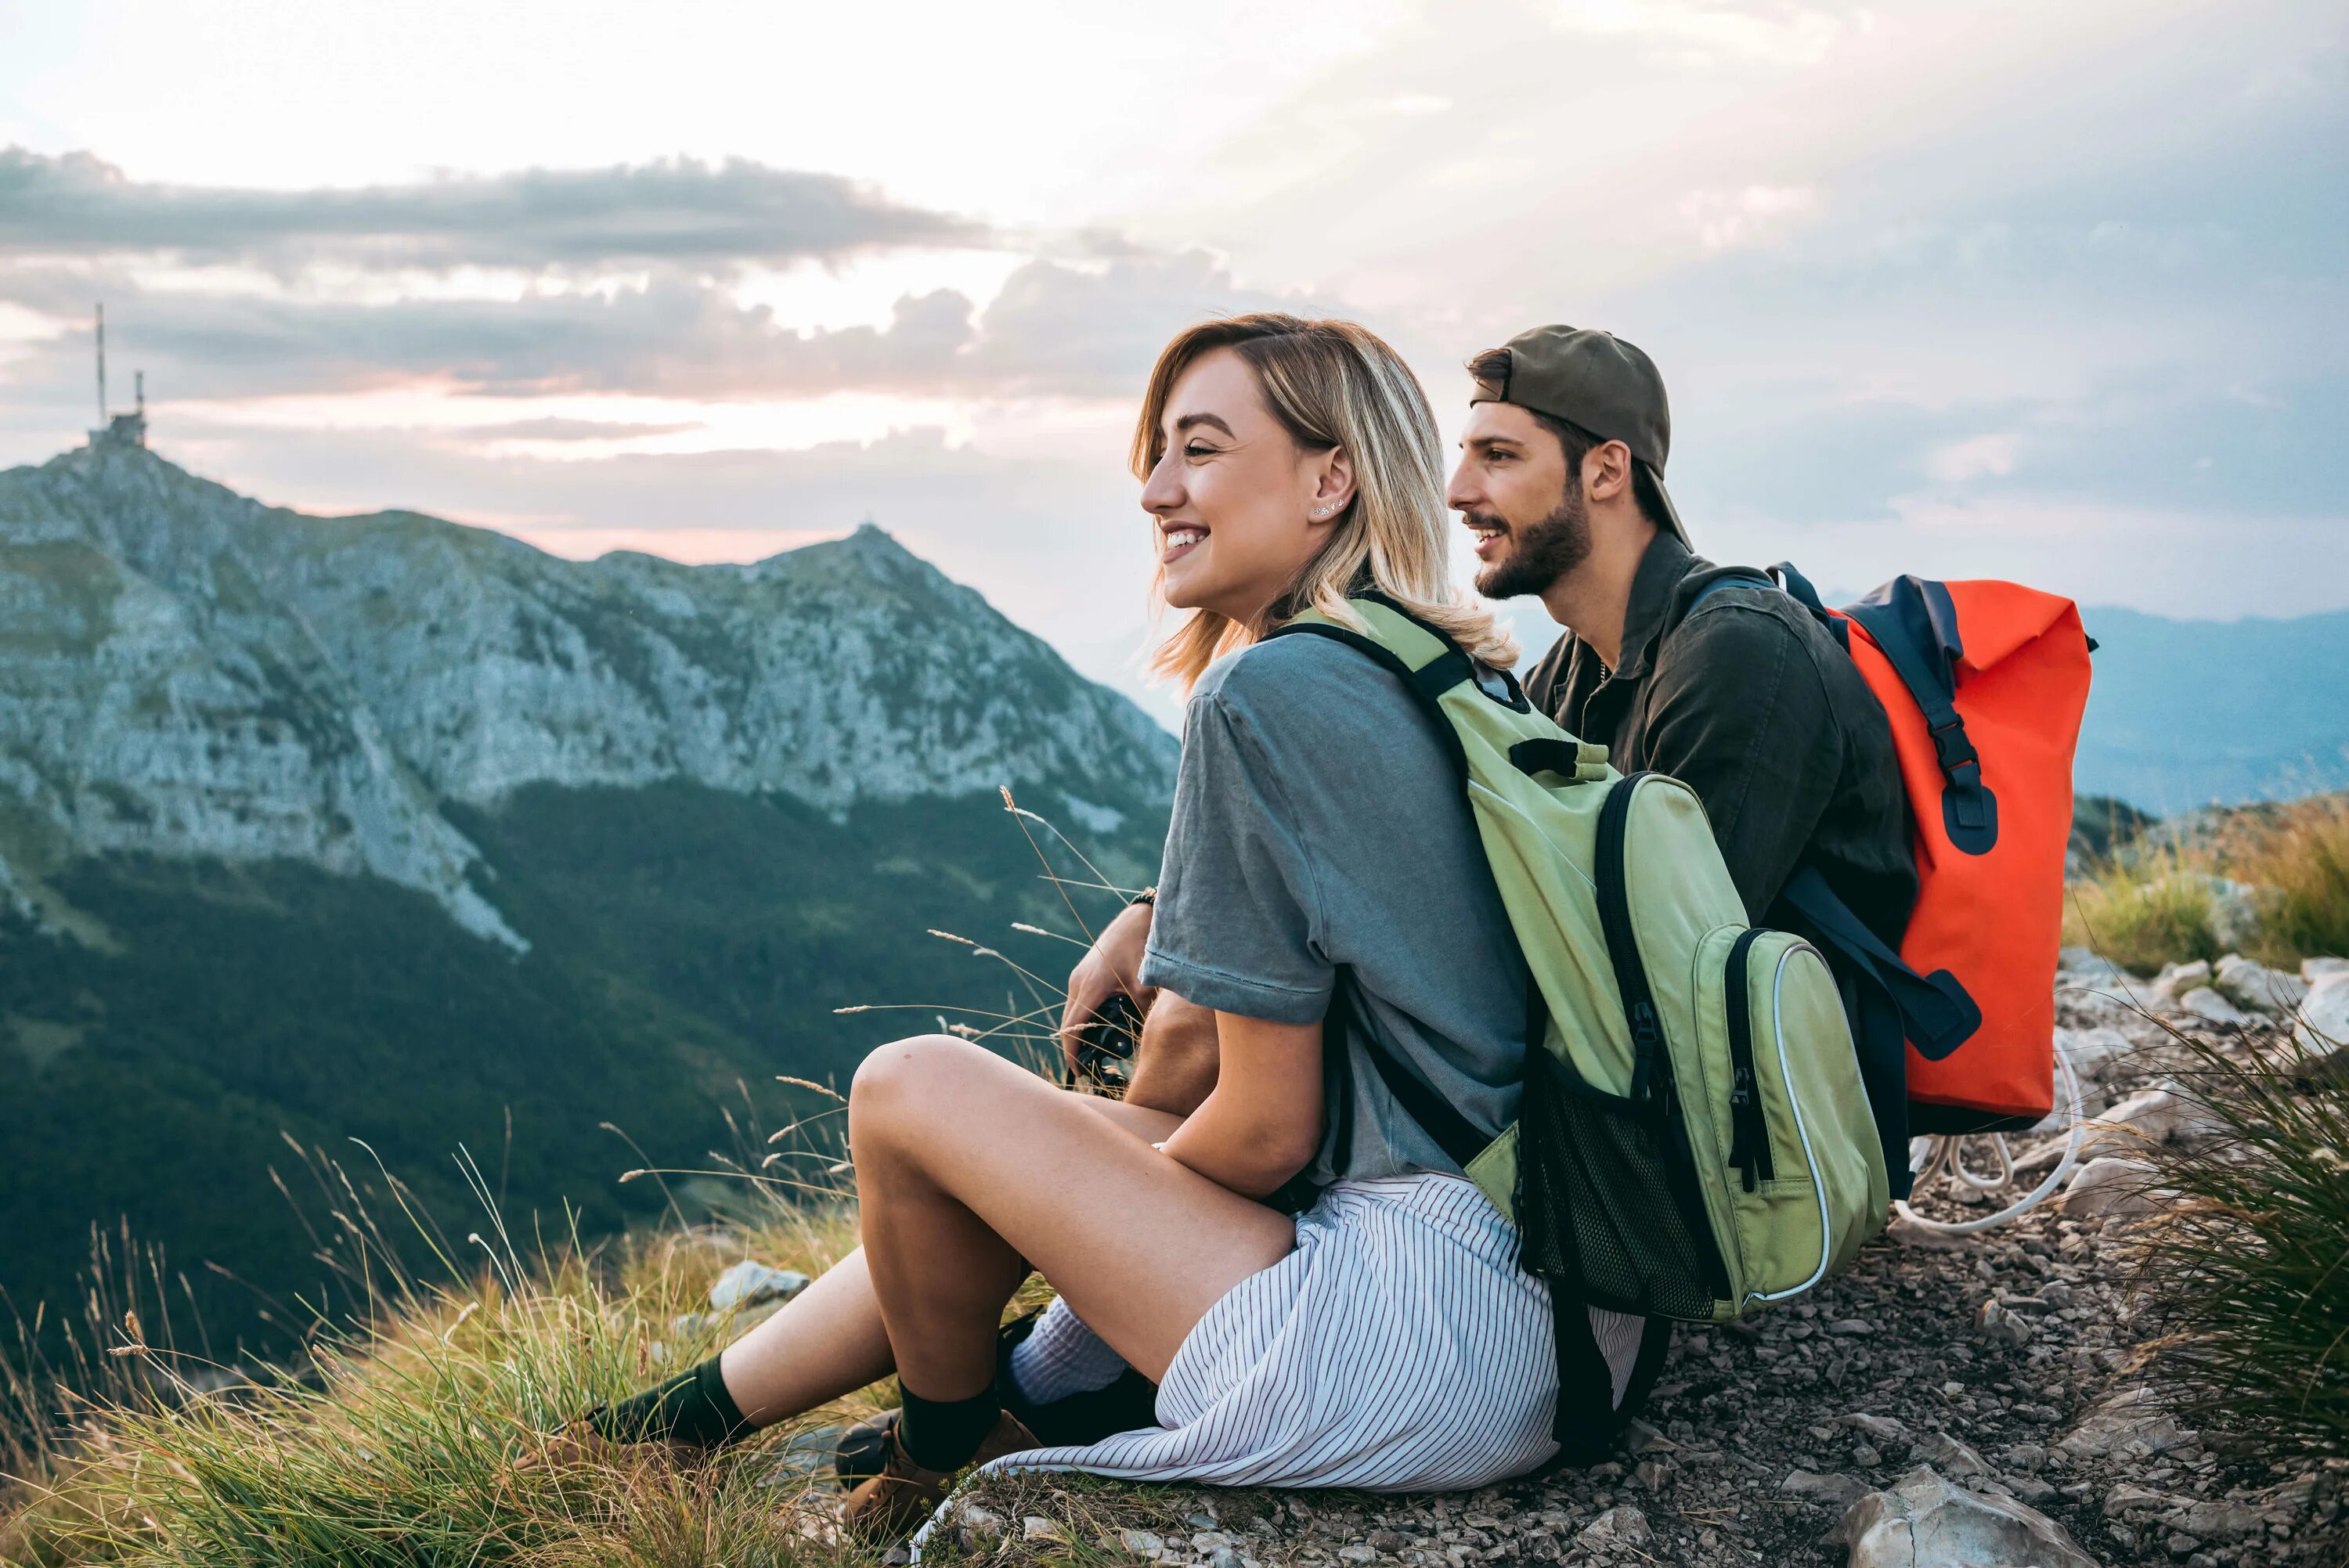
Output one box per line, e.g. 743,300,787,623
1516,1051,1720,1321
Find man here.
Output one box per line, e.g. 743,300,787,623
1449,324,1914,946
1025,324,1916,1458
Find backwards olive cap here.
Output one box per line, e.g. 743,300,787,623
1469,324,1687,546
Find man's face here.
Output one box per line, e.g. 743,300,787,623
1447,401,1589,599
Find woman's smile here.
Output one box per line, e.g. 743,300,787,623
1161,524,1209,566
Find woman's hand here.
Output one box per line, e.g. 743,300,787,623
1059,900,1156,1076
1159,1011,1323,1199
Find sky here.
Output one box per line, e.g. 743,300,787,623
2,0,2343,722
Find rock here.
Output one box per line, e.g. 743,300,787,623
2297,972,2349,1051
2056,947,2128,984
1118,1527,1166,1558
2062,1155,2163,1219
2081,1085,2213,1155
2208,881,2267,952
1845,1412,1913,1444
707,1260,810,1312
1827,1318,1876,1337
2152,959,2212,1001
1624,1416,1678,1452
2054,1024,2136,1080
2214,953,2308,1014
2305,956,2349,982
1784,1469,1873,1508
2059,1386,2196,1461
1023,1515,1060,1542
1886,1213,1974,1252
952,1502,1005,1541
1336,1546,1376,1565
1976,1299,2035,1346
2174,1498,2266,1541
1831,1465,2099,1568
1576,1505,1651,1550
1911,1430,1992,1480
2178,986,2250,1026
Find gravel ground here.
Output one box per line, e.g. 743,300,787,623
917,1198,2336,1566
891,975,2346,1568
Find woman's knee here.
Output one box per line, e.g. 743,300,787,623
849,1033,990,1141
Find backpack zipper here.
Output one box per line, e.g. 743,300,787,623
1595,773,1734,1305
1724,927,1776,1192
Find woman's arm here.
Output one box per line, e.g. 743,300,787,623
1156,1011,1323,1199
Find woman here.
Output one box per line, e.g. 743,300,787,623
561,314,1629,1539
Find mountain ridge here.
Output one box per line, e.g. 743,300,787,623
0,442,1177,946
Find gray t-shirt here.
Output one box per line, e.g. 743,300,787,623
1138,632,1531,1185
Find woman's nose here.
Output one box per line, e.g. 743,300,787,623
1140,451,1185,515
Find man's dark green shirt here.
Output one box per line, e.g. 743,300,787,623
1523,532,1918,948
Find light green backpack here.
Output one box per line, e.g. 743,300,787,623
1268,597,1889,1340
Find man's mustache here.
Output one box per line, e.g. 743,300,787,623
1459,510,1510,534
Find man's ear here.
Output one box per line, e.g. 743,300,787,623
1583,439,1635,507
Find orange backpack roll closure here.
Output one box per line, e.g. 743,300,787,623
1766,566,2095,1136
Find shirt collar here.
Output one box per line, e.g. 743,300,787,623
1588,528,1698,690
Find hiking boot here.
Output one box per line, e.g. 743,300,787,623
840,1410,1041,1542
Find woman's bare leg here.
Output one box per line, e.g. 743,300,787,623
850,1034,1294,1397
714,1089,1189,1422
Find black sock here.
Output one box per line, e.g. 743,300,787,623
896,1382,1001,1472
587,1354,751,1449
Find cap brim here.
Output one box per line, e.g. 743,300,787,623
1642,460,1690,547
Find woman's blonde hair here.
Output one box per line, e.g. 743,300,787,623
1133,312,1519,691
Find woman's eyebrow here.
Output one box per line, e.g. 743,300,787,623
1171,412,1236,438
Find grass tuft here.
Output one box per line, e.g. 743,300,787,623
2133,1023,2349,1461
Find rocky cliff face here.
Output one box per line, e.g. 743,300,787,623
0,442,1177,946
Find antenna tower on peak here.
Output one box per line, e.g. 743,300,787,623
88,305,150,449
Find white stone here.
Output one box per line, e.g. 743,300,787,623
2304,957,2349,982
2062,1156,2164,1218
1910,1431,1992,1478
2152,959,2211,1001
1831,1465,2099,1568
2054,1025,2136,1082
2297,973,2349,1052
2060,1386,2196,1462
2055,947,2127,983
2081,1085,2213,1153
1576,1505,1651,1550
707,1260,810,1311
2214,953,2308,1014
2177,986,2251,1026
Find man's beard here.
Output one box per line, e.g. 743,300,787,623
1471,483,1590,599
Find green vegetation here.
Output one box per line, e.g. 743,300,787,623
0,1142,906,1568
2134,1028,2349,1464
0,781,1160,1366
2064,791,2349,973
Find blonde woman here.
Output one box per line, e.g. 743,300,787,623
559,315,1599,1537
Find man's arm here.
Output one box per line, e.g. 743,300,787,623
1059,901,1223,1112
1639,605,1843,920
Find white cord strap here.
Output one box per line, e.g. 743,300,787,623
1892,1045,2086,1236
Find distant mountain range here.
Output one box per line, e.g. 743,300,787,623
1506,593,2349,813
0,441,1175,1348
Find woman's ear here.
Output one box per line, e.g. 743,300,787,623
1307,448,1356,524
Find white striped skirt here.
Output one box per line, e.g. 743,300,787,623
975,1173,1582,1495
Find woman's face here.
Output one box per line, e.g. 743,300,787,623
1141,348,1349,625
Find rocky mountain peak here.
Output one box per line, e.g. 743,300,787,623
0,443,1176,946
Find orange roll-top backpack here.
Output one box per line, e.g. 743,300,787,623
1762,564,2095,1138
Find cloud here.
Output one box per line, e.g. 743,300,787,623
1676,184,1821,251
459,416,705,443
0,146,987,272
1924,432,2020,483
0,248,1319,405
